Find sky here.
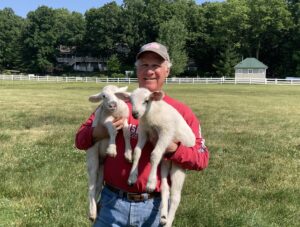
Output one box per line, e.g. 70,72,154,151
0,0,219,18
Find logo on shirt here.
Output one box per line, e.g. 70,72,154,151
198,124,206,153
129,124,138,139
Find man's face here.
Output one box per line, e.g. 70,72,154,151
136,52,170,91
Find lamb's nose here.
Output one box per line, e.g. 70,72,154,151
109,101,117,108
132,111,139,119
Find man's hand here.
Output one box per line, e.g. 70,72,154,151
92,117,126,142
149,134,179,154
113,117,126,130
165,141,179,153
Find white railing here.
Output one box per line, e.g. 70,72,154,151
0,74,300,85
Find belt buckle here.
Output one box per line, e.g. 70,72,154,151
127,193,146,202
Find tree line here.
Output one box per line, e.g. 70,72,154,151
0,0,299,78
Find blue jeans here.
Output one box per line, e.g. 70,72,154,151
93,186,162,227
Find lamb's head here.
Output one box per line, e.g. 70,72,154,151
130,88,164,119
89,85,129,112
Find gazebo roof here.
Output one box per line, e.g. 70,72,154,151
234,58,268,69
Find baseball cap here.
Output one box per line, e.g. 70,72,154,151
136,42,170,62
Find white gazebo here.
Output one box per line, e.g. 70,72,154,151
234,58,268,80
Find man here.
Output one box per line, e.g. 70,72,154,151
75,42,209,227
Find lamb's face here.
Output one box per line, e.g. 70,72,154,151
89,85,128,113
131,88,151,119
101,91,119,112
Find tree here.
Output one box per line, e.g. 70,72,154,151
287,0,300,76
84,2,122,58
119,0,148,63
107,54,121,74
0,8,24,71
213,45,240,77
54,9,85,48
243,0,292,60
21,6,58,73
158,17,188,76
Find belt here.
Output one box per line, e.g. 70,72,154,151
105,184,160,202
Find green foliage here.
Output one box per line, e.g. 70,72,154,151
54,9,85,47
84,2,122,57
21,6,58,73
0,8,24,71
158,18,188,76
213,45,240,77
107,54,121,74
111,73,125,78
0,0,299,77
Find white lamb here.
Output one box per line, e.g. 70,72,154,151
127,87,196,227
86,85,132,221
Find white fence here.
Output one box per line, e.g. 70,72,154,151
1,74,300,85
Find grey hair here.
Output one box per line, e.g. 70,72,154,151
135,59,172,69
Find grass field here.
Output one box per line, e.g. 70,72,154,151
0,81,299,227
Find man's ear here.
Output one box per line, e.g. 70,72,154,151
88,93,102,102
150,91,164,101
115,92,131,102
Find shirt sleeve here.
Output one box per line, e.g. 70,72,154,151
75,112,95,150
165,110,209,171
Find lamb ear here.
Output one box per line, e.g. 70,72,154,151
117,86,128,92
115,92,131,102
150,91,164,101
88,93,102,102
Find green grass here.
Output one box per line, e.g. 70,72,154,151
1,81,299,226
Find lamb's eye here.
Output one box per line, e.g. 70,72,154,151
143,100,149,105
102,94,106,98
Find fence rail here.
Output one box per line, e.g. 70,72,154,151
1,74,300,85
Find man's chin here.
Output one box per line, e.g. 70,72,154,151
142,84,156,91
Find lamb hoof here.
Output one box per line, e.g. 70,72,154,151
160,216,167,225
127,180,134,186
146,179,156,192
146,185,155,193
88,213,96,222
127,177,136,186
106,145,117,157
127,173,138,186
89,216,96,223
124,150,132,163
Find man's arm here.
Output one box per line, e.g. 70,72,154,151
75,112,126,150
75,112,95,150
164,113,209,171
